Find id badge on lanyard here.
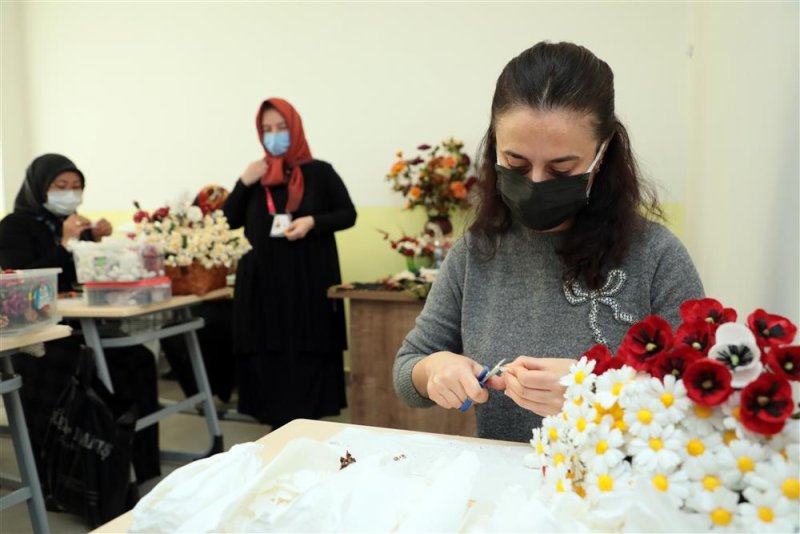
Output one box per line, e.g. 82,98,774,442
266,187,292,238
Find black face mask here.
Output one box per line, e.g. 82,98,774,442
495,144,605,231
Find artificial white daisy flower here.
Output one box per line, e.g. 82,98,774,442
584,461,633,502
694,486,742,531
679,431,724,475
717,439,770,490
563,404,598,448
542,462,574,497
744,453,800,507
646,374,692,424
738,487,798,533
628,424,684,473
560,356,597,391
622,397,668,439
579,424,626,473
644,468,690,509
541,414,567,445
595,366,636,409
679,402,726,436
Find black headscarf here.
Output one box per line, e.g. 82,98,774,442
14,154,85,216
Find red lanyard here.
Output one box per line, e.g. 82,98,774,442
265,187,277,215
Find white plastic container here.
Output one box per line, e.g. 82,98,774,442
83,277,172,307
0,268,62,336
71,238,165,283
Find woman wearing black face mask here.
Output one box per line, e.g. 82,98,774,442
393,42,704,443
0,154,162,490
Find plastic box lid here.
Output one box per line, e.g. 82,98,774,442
0,268,63,279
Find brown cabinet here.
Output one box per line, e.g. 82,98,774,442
329,288,476,437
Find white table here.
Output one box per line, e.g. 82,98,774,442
1,324,72,534
59,288,232,464
92,419,528,533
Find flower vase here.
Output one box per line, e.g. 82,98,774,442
426,215,453,237
405,255,418,274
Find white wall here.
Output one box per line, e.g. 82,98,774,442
2,1,690,210
686,2,799,319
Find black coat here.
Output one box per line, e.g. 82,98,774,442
223,159,356,354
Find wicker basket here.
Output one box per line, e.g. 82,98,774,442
164,263,227,295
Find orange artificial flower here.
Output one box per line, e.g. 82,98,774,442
442,156,457,168
409,186,422,199
390,161,407,177
450,181,467,199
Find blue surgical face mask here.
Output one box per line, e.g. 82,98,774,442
263,130,290,156
44,190,83,216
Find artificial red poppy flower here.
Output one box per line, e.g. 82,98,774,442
675,320,715,355
739,372,794,435
683,359,733,406
679,298,737,327
764,345,800,382
650,347,703,381
581,344,624,375
747,309,798,350
618,316,674,372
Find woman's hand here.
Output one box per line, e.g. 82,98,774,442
92,218,113,241
240,158,268,186
503,356,576,416
411,351,503,410
284,216,314,241
61,213,93,247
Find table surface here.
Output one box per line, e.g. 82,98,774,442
327,286,421,302
0,324,73,353
59,287,233,318
92,419,523,533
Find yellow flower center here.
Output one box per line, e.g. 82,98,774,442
549,427,558,441
723,429,737,445
596,440,609,455
610,403,625,420
574,397,584,407
758,507,774,523
702,475,721,492
554,453,565,466
692,341,702,350
556,479,565,493
732,406,741,420
612,383,623,396
782,478,800,500
598,475,613,492
614,419,628,432
574,485,586,498
637,409,653,424
711,508,732,526
576,417,587,432
660,393,674,408
652,474,669,492
562,412,568,421
737,456,754,473
566,470,575,480
536,442,544,454
574,371,585,384
693,405,713,419
645,342,658,352
649,438,663,451
687,439,705,456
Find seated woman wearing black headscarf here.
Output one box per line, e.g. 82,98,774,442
0,153,161,484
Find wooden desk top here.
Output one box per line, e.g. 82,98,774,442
92,419,522,533
0,324,73,353
327,286,421,302
59,287,233,319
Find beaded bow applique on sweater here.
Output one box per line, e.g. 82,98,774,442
563,268,636,346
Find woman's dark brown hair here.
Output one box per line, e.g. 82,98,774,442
469,41,662,289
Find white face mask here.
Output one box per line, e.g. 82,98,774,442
44,190,83,216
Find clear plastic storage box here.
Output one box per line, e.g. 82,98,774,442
83,277,172,307
71,238,165,283
0,268,62,336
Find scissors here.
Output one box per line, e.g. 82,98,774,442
459,358,507,412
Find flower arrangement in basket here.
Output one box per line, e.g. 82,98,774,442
132,196,251,295
528,298,799,532
386,138,477,218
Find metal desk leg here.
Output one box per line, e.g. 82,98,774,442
1,358,50,534
79,319,114,393
184,329,223,455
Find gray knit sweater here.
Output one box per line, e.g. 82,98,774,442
393,219,704,443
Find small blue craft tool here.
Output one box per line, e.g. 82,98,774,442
459,358,506,412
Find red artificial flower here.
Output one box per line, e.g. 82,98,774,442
151,207,170,222
764,345,800,382
417,144,432,150
739,372,794,435
683,359,734,406
679,298,737,327
617,316,674,372
650,347,704,381
581,344,624,375
747,309,798,350
675,320,716,355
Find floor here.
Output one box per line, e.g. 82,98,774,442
0,367,351,533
